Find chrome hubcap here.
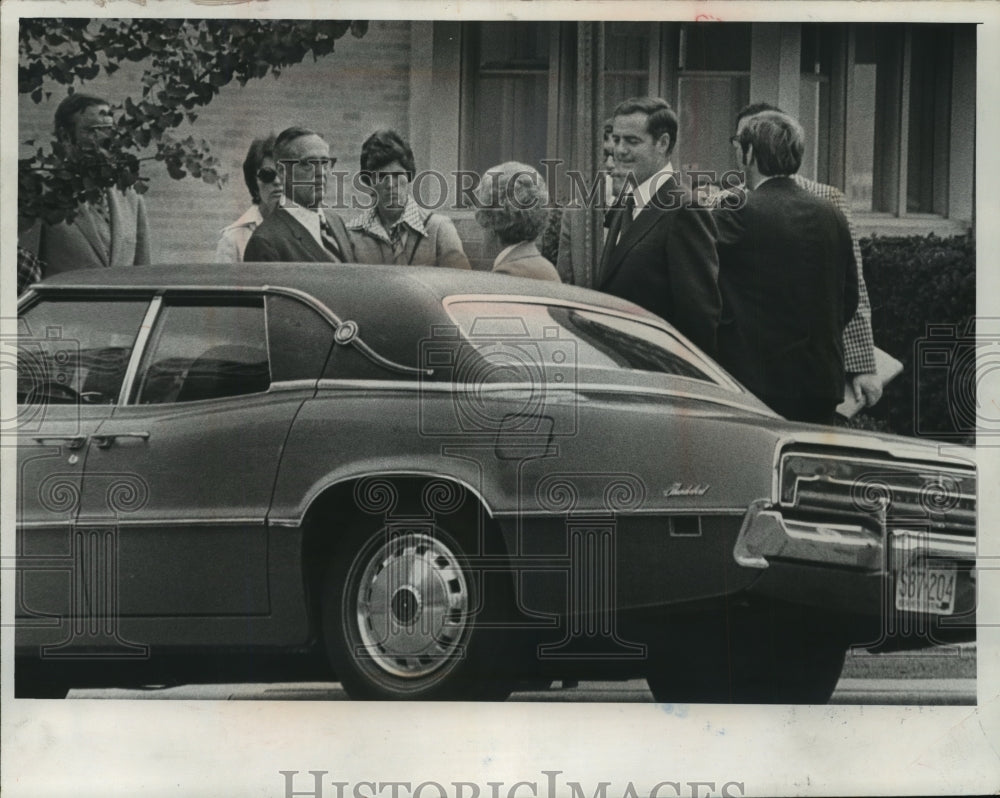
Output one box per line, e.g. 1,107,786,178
354,531,470,679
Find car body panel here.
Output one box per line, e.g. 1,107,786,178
15,263,978,680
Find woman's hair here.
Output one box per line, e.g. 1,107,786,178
359,129,416,185
242,134,276,204
475,162,550,246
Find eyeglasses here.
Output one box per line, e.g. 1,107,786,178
269,158,338,177
256,167,279,184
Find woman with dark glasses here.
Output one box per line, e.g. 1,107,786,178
214,135,284,262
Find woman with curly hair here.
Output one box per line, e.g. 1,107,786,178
475,162,560,281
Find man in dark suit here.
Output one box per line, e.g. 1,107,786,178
598,97,720,356
731,102,882,411
715,111,858,424
244,126,353,263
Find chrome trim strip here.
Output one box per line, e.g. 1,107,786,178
770,435,977,506
734,503,977,573
118,296,162,405
261,285,432,377
734,501,884,571
17,288,38,310
442,292,744,392
788,473,976,510
32,283,429,379
76,517,266,528
17,518,266,530
889,529,977,560
268,379,318,393
313,379,774,417
271,470,497,527
491,507,748,518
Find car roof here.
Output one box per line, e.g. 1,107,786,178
35,262,660,321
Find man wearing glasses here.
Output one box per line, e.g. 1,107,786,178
21,93,151,277
244,126,353,263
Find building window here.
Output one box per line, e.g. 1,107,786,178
603,22,652,116
845,23,952,216
674,23,751,178
799,23,834,184
906,25,952,215
462,22,553,175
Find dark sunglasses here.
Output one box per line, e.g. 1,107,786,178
256,167,280,184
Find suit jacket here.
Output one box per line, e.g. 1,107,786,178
243,207,354,263
29,188,151,277
493,241,561,282
714,177,859,413
597,175,721,357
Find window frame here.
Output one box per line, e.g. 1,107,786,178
16,290,157,407
129,293,273,406
838,23,954,224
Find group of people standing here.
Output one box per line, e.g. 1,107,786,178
19,90,881,426
555,96,880,424
216,125,558,281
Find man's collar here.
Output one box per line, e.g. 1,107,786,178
629,162,675,212
754,174,792,189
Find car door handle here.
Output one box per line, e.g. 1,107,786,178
93,432,151,449
32,435,87,450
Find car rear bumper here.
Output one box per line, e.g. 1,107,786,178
733,500,977,638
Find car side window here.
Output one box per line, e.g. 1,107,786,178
17,298,150,405
132,298,271,404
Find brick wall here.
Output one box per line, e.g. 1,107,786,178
19,21,432,265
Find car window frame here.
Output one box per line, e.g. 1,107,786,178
15,288,159,407
19,286,345,409
129,293,275,406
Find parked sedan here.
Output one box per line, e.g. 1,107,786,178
14,263,976,702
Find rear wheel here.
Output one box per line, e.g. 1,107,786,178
645,603,850,704
321,520,515,700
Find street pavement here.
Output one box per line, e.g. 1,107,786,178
66,676,977,703
68,645,977,704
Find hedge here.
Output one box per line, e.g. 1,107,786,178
852,232,976,445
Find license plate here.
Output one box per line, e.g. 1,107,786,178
895,563,957,615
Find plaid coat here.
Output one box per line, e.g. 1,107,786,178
792,176,877,375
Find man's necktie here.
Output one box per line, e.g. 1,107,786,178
616,192,636,244
603,192,636,247
318,214,343,261
388,223,406,260
598,192,636,285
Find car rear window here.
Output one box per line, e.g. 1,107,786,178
445,300,720,385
